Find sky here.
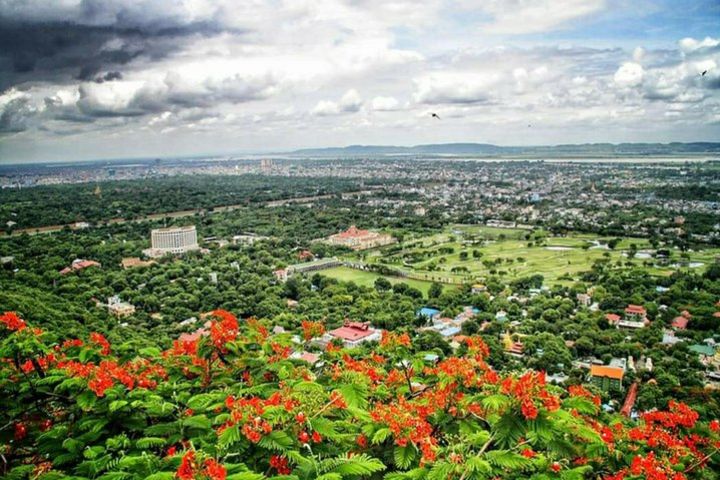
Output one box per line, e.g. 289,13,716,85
0,0,718,163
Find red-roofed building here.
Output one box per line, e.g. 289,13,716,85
606,305,649,329
273,268,288,282
672,316,689,330
324,321,381,347
620,381,639,417
326,225,395,251
297,250,315,261
291,351,321,366
60,258,101,275
625,304,647,318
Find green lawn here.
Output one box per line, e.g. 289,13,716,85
342,225,717,286
319,266,442,296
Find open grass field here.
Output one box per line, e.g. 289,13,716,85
319,266,440,296
330,225,718,288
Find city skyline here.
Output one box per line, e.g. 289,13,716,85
0,0,719,163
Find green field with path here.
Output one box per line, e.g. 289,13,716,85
321,225,717,291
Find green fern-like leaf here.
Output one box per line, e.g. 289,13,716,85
338,383,369,410
145,421,180,436
259,430,294,452
394,444,417,470
135,437,167,449
427,462,453,480
465,456,492,475
491,412,525,448
144,472,176,480
372,427,392,445
481,394,510,412
226,472,266,480
323,454,386,477
485,450,532,470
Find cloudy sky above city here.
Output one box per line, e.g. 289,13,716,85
0,0,718,163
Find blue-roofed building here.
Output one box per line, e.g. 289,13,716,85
417,307,441,320
439,326,461,338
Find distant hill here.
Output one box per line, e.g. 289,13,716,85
289,142,720,157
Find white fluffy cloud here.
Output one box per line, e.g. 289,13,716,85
312,89,363,116
413,72,501,104
471,0,607,35
614,62,644,87
371,96,400,111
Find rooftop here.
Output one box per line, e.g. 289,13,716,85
672,316,689,329
334,225,372,239
152,225,196,233
625,304,646,315
329,322,376,341
590,365,625,380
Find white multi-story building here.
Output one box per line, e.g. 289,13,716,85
143,225,200,258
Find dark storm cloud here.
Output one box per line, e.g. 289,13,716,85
94,71,123,83
0,94,34,132
0,4,236,91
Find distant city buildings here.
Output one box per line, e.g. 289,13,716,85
326,225,395,250
143,225,200,258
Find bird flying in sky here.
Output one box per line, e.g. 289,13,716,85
431,113,441,119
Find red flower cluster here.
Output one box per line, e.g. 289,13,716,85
218,393,298,443
643,400,699,429
501,371,559,420
597,401,715,480
329,390,347,409
1,311,26,331
568,384,601,407
300,320,325,341
380,331,411,348
170,338,199,356
20,353,56,374
62,339,84,349
203,459,227,480
89,332,111,355
177,451,226,480
270,455,292,475
371,396,437,463
60,357,166,397
521,448,536,458
14,422,27,440
464,336,490,360
628,451,682,480
209,310,239,351
333,354,384,384
269,342,292,362
246,318,269,340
